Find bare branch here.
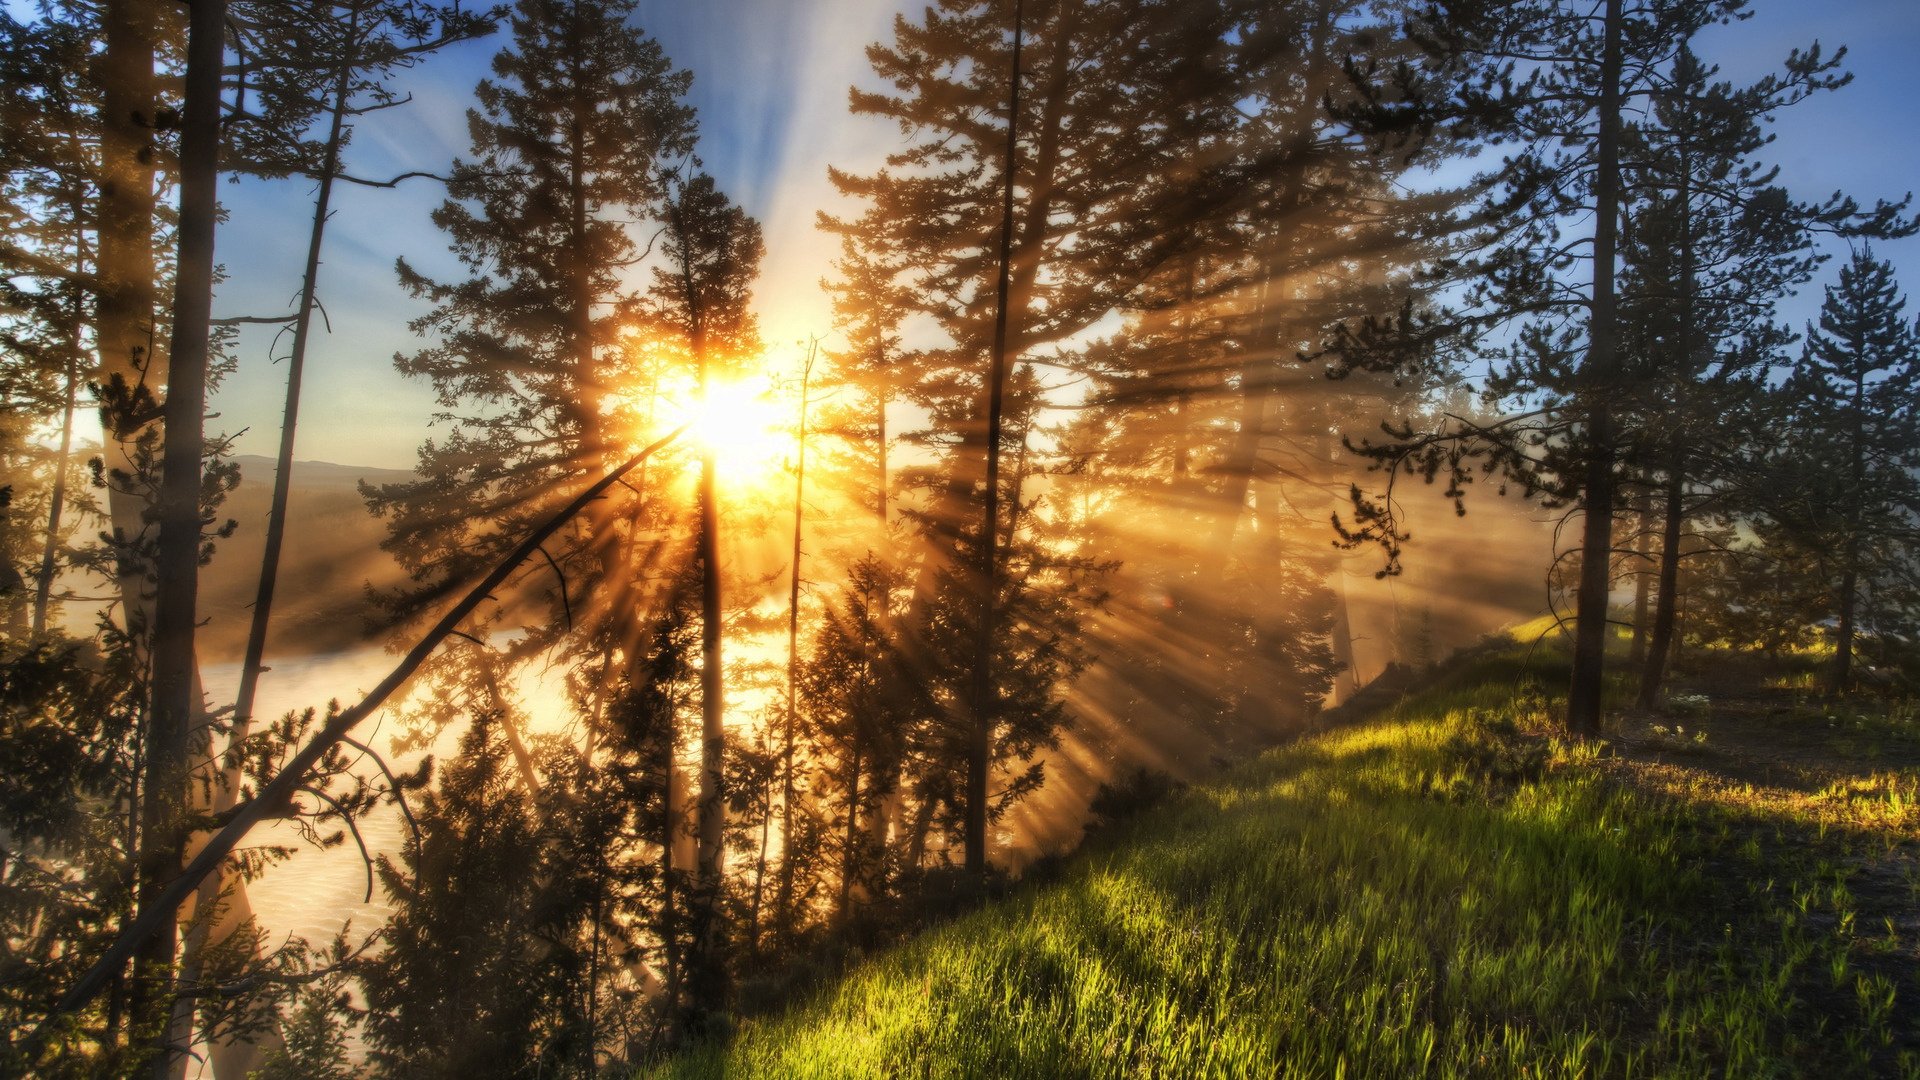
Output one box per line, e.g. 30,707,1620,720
338,734,422,849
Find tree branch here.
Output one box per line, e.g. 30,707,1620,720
19,426,687,1060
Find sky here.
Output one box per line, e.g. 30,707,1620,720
203,0,1920,470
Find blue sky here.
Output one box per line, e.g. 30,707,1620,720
204,0,1920,469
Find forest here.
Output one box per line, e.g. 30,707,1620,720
2,0,1918,1076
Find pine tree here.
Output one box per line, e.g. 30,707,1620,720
1612,39,1905,709
367,0,696,657
1771,251,1920,692
799,556,914,921
0,630,147,1075
827,0,1242,877
361,0,698,952
361,717,594,1077
643,167,764,1027
1325,0,1897,734
0,9,101,639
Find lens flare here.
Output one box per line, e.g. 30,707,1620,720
688,376,791,493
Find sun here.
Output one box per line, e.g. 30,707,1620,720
687,376,792,493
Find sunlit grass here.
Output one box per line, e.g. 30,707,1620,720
647,648,1917,1078
1504,612,1569,644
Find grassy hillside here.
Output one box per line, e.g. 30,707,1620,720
652,647,1920,1078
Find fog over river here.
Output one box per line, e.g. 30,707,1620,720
199,647,581,948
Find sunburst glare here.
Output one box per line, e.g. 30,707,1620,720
686,375,791,494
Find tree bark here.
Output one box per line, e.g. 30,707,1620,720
139,1,226,1074
96,0,161,569
1566,0,1625,739
1832,360,1870,695
175,64,355,1072
674,189,727,1018
1833,558,1858,695
839,745,861,921
1628,492,1652,667
967,0,1025,879
94,0,162,1044
1635,123,1697,713
776,344,813,937
1636,456,1685,709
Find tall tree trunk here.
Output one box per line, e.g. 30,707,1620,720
875,341,889,537
1566,0,1625,739
1832,366,1869,695
1636,127,1697,713
748,776,769,956
1833,555,1858,695
839,746,861,921
565,16,620,592
224,30,350,834
1628,491,1652,667
96,0,160,572
1636,456,1685,709
94,0,160,1045
139,0,225,1073
966,0,1024,879
869,345,905,857
658,683,682,1012
685,235,727,1017
31,352,80,636
776,344,813,938
173,60,356,1080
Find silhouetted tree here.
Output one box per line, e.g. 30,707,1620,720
1763,251,1920,693
359,0,699,1024
362,716,601,1077
827,0,1231,876
645,167,764,1027
1328,0,1908,733
1613,39,1906,708
800,556,912,920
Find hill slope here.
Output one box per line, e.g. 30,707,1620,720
653,649,1919,1078
196,454,413,660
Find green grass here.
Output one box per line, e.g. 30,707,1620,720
651,650,1917,1078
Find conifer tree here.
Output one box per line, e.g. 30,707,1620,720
644,167,764,1025
362,0,733,1041
1326,0,1910,733
828,0,1236,876
176,8,494,1073
368,0,695,661
1767,251,1920,693
0,9,99,639
361,717,596,1077
1064,0,1449,743
800,556,912,921
1610,40,1907,708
